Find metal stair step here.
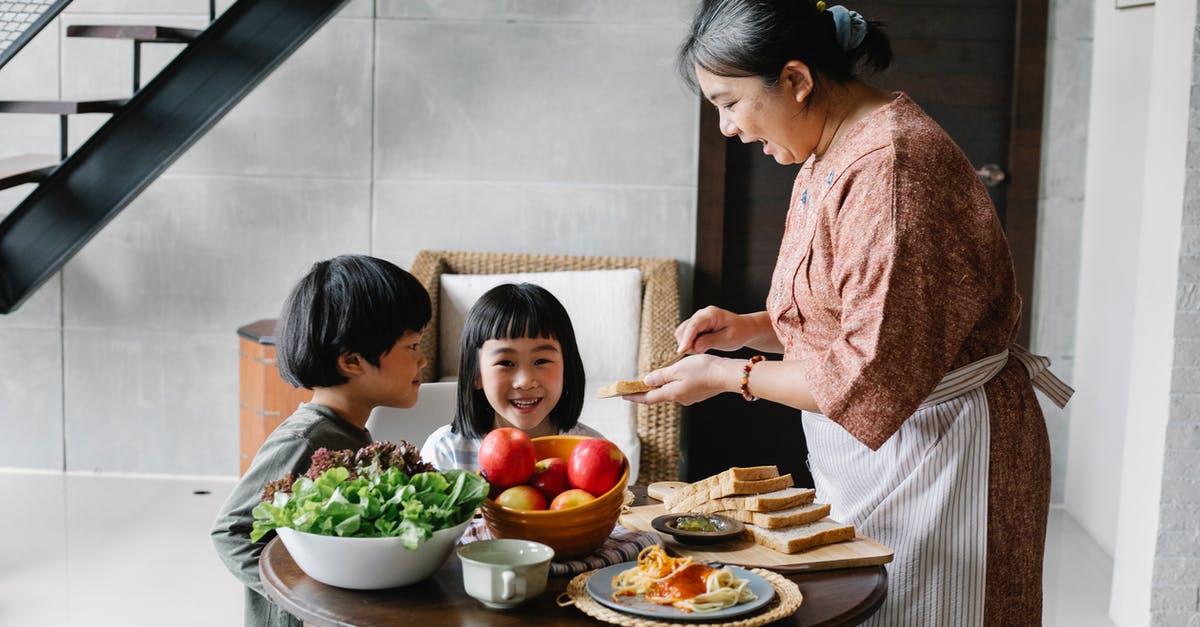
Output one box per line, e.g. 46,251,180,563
0,99,128,115
0,154,58,191
65,24,202,43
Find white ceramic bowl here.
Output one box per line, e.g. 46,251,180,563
275,518,471,590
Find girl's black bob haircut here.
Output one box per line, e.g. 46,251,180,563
453,283,587,439
275,254,431,388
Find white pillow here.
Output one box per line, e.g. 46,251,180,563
437,269,642,383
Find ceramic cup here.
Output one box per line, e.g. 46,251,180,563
457,539,555,609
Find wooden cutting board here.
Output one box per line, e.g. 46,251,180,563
620,503,893,572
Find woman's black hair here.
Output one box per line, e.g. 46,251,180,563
452,283,587,439
275,254,431,388
677,0,892,92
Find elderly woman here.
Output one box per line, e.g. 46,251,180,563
629,1,1071,625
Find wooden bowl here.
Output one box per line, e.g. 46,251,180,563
480,435,629,559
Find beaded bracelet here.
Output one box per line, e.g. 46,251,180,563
740,355,766,401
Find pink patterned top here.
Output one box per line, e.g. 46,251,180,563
766,93,1020,450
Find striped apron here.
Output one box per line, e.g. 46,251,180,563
803,345,1072,626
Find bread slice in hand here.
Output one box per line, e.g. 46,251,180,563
662,466,790,512
716,501,830,528
597,380,653,398
743,519,856,554
686,486,817,515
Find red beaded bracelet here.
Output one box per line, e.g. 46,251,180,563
740,355,766,401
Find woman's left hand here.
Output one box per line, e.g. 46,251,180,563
624,354,738,406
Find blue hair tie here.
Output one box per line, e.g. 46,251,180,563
828,5,867,52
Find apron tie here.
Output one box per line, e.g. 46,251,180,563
1009,344,1074,408
918,344,1074,411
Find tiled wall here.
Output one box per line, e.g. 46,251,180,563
1154,15,1200,623
0,0,699,475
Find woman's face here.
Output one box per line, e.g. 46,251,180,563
695,64,818,165
477,335,564,435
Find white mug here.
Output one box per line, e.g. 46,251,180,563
457,539,555,609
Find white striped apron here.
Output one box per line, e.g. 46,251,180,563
803,345,1071,626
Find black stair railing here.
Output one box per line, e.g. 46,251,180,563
0,0,352,314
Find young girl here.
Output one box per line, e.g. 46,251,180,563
421,282,604,471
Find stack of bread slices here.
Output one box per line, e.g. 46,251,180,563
662,465,855,554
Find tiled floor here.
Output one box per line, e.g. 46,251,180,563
0,470,1115,626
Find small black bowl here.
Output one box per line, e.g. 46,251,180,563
650,513,744,545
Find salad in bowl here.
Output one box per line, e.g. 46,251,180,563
252,441,489,589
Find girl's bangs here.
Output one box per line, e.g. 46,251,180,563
482,305,560,342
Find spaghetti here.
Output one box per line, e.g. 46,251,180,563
610,545,756,613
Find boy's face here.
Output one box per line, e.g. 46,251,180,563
367,329,427,409
477,336,564,435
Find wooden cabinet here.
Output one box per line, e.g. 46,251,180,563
238,319,312,475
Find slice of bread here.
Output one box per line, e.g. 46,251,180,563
685,487,816,514
716,501,830,528
662,467,789,511
597,380,653,398
743,519,856,554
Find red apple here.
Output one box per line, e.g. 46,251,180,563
478,427,536,488
529,457,570,501
495,485,548,511
549,488,597,510
567,438,625,496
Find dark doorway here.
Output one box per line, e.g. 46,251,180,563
682,0,1047,484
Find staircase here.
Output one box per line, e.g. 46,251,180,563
0,0,352,314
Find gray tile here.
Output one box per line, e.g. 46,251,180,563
62,175,371,333
377,0,694,23
0,329,64,469
64,329,237,474
172,17,374,178
0,16,62,156
374,19,697,186
1048,0,1095,42
373,180,695,264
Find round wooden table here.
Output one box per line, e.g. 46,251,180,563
261,539,886,626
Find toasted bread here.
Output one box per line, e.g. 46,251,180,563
597,380,653,398
743,519,856,553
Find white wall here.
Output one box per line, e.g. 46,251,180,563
1064,0,1155,555
1109,0,1195,622
0,0,699,476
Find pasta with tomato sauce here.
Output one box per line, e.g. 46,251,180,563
610,545,756,613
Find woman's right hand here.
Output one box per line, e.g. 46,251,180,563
675,307,775,354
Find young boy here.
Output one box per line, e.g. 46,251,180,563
210,254,430,627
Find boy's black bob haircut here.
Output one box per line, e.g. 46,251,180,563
453,283,586,439
276,254,431,388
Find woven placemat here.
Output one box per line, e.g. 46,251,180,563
557,567,803,627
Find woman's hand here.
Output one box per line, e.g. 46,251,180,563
675,307,782,355
623,354,739,406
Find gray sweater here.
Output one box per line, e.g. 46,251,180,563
211,403,372,627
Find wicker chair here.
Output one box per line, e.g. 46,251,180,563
409,250,682,485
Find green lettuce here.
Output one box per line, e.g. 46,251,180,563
251,466,488,550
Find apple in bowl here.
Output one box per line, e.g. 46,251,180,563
530,457,570,501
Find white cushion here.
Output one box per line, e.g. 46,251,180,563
437,269,642,383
